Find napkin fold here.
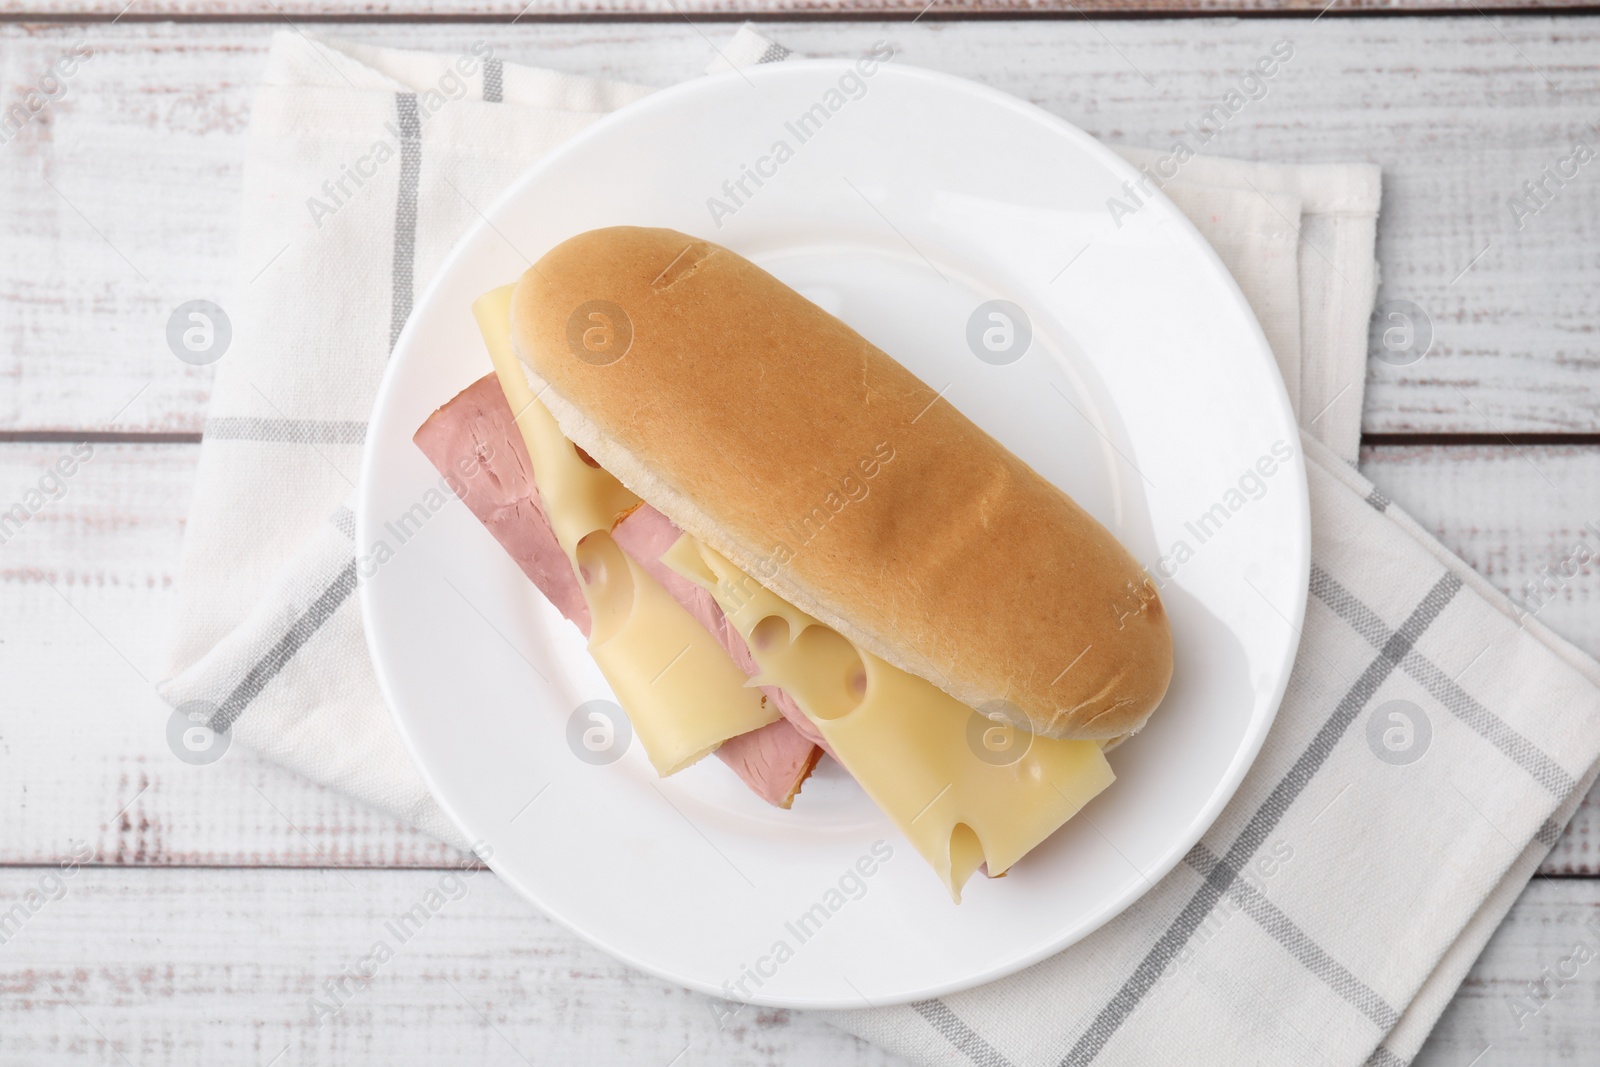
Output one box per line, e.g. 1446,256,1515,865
160,25,1600,1066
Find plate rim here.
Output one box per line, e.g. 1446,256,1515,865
358,57,1311,1008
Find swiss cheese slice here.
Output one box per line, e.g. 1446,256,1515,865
474,286,775,776
663,537,1115,901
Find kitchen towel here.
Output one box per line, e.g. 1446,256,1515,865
158,25,1600,1067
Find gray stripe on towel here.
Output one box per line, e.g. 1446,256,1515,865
1058,571,1460,1066
208,558,359,734
911,1000,1015,1067
1185,843,1399,1029
1311,564,1574,796
389,92,422,354
329,505,357,541
483,57,504,102
204,417,367,446
1364,1045,1408,1067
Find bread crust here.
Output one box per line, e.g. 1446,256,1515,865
510,227,1172,740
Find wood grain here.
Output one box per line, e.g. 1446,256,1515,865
1,19,1598,434
0,864,1590,1066
2,0,1596,17
1413,877,1600,1066
0,866,913,1067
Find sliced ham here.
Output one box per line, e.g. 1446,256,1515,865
413,374,590,631
713,719,822,809
414,373,822,807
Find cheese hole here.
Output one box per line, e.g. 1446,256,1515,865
789,626,867,721
573,533,635,642
573,443,602,468
948,823,986,891
751,614,791,652
574,536,609,586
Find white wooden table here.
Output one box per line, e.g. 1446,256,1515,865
2,7,1597,1064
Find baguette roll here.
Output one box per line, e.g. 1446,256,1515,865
510,226,1172,740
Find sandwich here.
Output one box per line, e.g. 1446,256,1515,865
414,226,1173,900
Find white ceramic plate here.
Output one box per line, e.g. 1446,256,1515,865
358,59,1309,1010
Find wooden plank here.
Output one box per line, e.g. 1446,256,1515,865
2,0,1595,16
1415,877,1600,1066
4,440,1598,873
0,864,1590,1065
2,19,1599,434
0,866,914,1067
1359,445,1600,654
